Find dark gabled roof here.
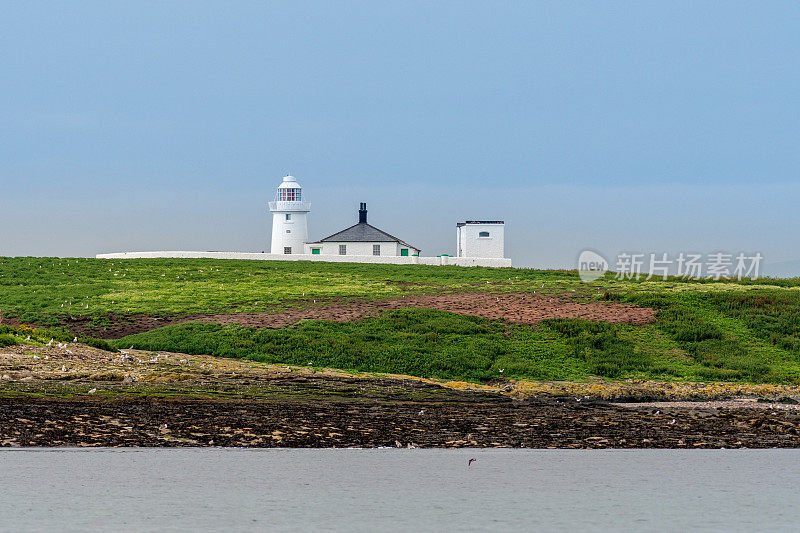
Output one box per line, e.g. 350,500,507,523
309,222,418,250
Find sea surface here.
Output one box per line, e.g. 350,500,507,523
2,448,799,532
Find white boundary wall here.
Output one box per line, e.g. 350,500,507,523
95,251,512,268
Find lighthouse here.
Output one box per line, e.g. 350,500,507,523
268,175,311,254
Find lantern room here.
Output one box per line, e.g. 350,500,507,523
276,175,303,201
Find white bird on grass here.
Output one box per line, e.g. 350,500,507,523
88,388,97,394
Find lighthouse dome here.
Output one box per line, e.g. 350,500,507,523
278,175,302,189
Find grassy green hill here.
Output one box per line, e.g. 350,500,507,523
0,257,573,321
1,257,799,385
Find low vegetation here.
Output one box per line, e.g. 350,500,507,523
117,305,800,385
0,323,116,352
2,257,800,385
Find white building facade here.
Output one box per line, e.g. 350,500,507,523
307,241,418,257
268,175,310,255
306,203,420,257
456,221,505,259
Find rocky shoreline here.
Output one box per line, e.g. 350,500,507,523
4,395,800,448
3,343,800,448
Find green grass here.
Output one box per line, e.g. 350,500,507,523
3,256,800,385
116,306,800,385
115,309,587,382
0,256,576,324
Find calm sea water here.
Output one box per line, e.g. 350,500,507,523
1,448,799,532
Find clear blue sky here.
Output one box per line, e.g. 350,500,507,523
2,1,798,272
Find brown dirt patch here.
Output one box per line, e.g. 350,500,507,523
183,292,656,332
59,313,177,339
35,292,656,339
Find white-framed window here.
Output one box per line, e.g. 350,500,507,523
285,213,291,221
479,231,490,238
284,247,292,254
339,245,347,255
278,188,301,201
373,244,380,256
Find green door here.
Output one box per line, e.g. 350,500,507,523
400,249,409,256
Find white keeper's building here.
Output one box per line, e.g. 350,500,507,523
306,203,421,258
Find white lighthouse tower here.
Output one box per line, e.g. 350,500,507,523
268,175,311,254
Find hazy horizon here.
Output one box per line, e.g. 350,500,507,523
2,2,798,274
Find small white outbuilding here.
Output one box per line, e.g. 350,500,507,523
456,221,505,259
